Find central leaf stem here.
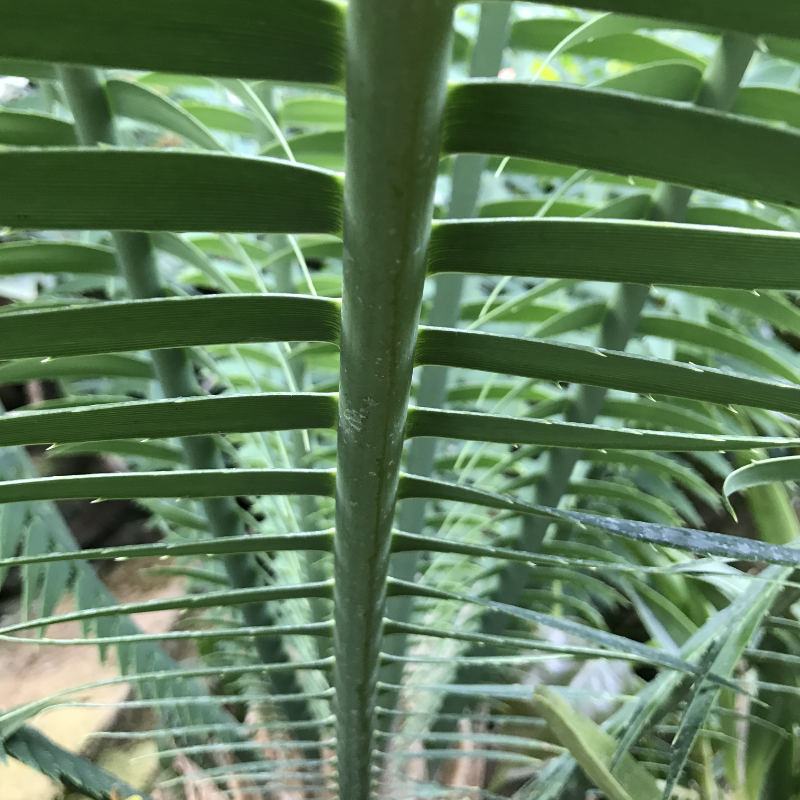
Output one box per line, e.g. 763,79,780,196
333,2,455,797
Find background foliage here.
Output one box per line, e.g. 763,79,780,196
3,2,800,799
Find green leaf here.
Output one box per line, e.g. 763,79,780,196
0,0,345,85
0,295,340,361
0,355,153,383
637,315,799,382
180,101,256,136
105,79,224,150
0,469,335,504
683,206,785,231
0,150,343,234
428,218,800,290
530,13,673,80
0,110,77,146
509,18,705,69
398,474,800,567
0,530,334,571
279,98,346,129
478,198,592,218
406,407,798,452
0,58,55,80
567,1,800,37
46,440,184,464
443,82,800,208
415,327,800,417
591,61,702,102
0,242,117,276
261,130,345,171
2,582,333,637
724,456,800,500
4,724,153,800
733,86,800,130
534,686,660,800
0,393,337,447
764,35,800,64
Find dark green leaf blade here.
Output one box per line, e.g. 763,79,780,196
0,150,343,234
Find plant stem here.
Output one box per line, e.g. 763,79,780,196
57,66,317,740
332,1,454,796
378,0,512,738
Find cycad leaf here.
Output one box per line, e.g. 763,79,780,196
416,327,800,416
398,475,800,567
534,686,660,800
637,316,798,381
406,407,799,452
591,60,702,101
0,242,117,276
0,110,77,147
0,469,335,504
724,456,800,500
443,82,800,208
0,150,343,233
0,530,334,571
572,1,800,37
0,393,337,447
105,79,224,150
0,355,153,383
531,13,670,80
428,218,800,290
0,0,345,84
4,724,151,800
0,295,340,360
509,17,704,68
733,86,800,130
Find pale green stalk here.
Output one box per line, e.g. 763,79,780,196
379,1,512,741
332,1,455,796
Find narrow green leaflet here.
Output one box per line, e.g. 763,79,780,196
0,0,345,84
0,393,337,446
534,686,660,800
279,98,346,129
529,13,673,80
406,407,800,452
415,327,800,416
0,531,335,571
2,582,334,637
398,474,800,567
0,355,153,383
428,218,800,290
180,101,256,137
46,439,184,464
591,61,702,102
724,456,800,500
558,1,800,37
508,18,704,68
443,82,800,208
0,295,341,360
637,316,799,382
4,726,151,800
392,579,709,678
261,130,345,172
733,86,800,130
0,111,76,147
0,150,343,233
683,207,785,231
105,79,224,150
0,242,117,276
0,469,336,504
